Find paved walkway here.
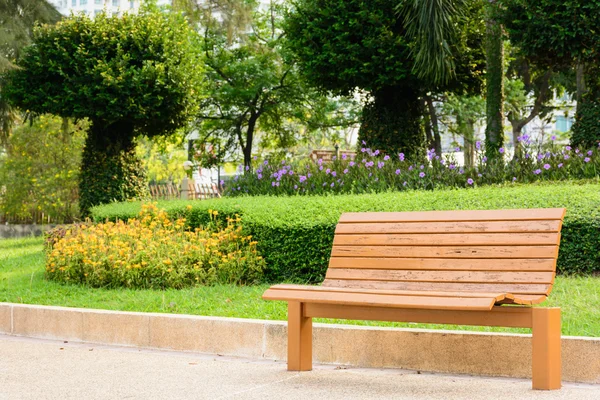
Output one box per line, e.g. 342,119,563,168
0,334,598,400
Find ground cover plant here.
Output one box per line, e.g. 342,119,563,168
224,140,600,196
93,181,600,282
46,204,264,288
1,237,598,337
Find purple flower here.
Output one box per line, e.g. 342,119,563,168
551,135,556,141
525,154,530,159
419,172,425,178
499,148,505,154
282,160,286,165
566,146,572,151
403,181,408,186
318,158,323,165
585,157,591,163
331,171,337,177
360,148,366,153
543,164,551,170
374,150,380,156
459,168,464,174
294,185,298,190
537,154,544,161
361,140,366,145
455,146,461,152
299,175,307,183
477,173,482,178
289,171,294,176
395,169,401,175
219,180,224,186
343,169,349,174
326,168,331,174
253,156,257,160
419,165,424,170
377,161,385,169
319,165,324,171
588,150,593,156
512,177,517,182
399,153,405,161
366,161,374,168
271,182,277,187
264,160,269,165
564,155,570,160
307,173,312,178
534,169,542,175
576,149,580,154
384,155,390,161
449,164,456,170
349,161,355,167
482,156,488,163
408,165,413,171
330,182,335,187
257,173,263,180
475,141,481,150
342,154,348,160
332,156,337,161
558,163,563,168
467,178,474,185
237,186,240,190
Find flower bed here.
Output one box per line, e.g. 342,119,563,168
224,139,600,196
47,204,265,288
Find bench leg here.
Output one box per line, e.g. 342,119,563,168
287,301,312,371
532,307,561,390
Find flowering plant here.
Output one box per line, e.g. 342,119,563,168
46,204,265,288
224,140,600,196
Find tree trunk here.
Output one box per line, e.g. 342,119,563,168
425,95,442,155
421,97,434,150
79,121,148,216
484,0,504,159
576,63,586,106
242,113,258,168
358,85,424,159
457,114,475,168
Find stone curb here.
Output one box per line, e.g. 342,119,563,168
0,302,598,383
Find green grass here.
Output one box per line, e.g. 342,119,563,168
1,237,599,337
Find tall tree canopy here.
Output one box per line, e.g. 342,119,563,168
3,6,204,213
285,0,484,157
499,0,600,148
0,0,61,146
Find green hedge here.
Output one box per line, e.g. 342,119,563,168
92,181,600,281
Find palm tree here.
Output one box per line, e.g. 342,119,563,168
397,0,504,159
0,0,61,147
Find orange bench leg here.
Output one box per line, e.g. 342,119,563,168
532,307,561,390
288,301,313,371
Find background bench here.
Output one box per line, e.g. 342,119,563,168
263,208,566,390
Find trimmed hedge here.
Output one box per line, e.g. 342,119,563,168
92,181,600,282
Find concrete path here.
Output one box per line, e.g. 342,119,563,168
0,334,598,400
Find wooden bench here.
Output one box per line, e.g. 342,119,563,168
262,208,566,390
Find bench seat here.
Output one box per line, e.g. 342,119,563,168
263,284,547,310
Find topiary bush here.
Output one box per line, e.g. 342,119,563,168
91,182,600,282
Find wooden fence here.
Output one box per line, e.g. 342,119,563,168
148,181,222,200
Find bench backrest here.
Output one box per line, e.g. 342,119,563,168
324,208,566,298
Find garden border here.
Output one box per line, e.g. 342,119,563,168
0,303,598,384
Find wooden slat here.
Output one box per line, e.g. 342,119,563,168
339,208,566,223
497,294,547,305
304,303,534,328
323,279,551,295
335,220,562,234
331,245,558,259
325,269,555,284
262,288,496,311
328,257,556,271
333,233,560,246
269,284,509,301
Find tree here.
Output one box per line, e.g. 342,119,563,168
499,0,600,148
285,0,485,158
186,1,353,168
3,6,203,214
0,0,61,147
484,0,504,159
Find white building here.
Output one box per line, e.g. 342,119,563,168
48,0,142,18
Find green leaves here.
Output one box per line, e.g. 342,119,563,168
3,6,204,139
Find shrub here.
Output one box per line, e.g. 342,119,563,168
223,140,600,196
0,115,86,223
47,204,265,288
92,182,600,281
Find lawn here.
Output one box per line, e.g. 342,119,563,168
1,236,599,337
